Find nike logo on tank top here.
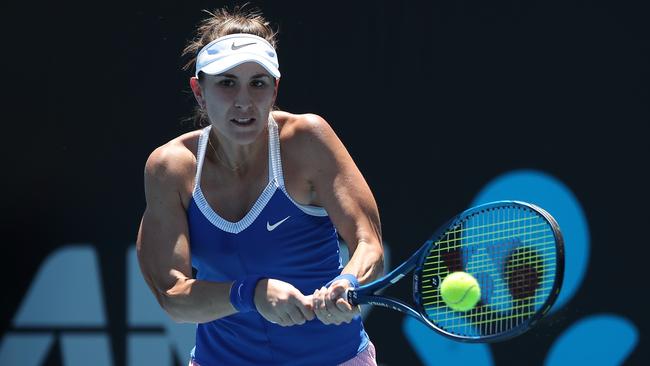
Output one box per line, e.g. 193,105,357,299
186,115,369,365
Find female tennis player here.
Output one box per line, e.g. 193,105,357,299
136,6,383,366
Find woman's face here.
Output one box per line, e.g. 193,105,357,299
194,62,277,145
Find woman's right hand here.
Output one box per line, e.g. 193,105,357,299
254,279,315,326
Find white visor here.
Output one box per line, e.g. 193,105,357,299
195,33,280,79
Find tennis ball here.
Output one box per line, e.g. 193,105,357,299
439,272,481,312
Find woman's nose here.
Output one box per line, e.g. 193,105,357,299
234,89,252,110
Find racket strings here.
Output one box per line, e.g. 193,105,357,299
421,273,556,303
434,215,541,240
423,300,545,327
427,224,551,254
417,205,558,338
422,240,557,274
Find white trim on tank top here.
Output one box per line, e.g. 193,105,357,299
192,114,327,234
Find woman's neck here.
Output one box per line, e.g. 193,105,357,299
207,127,268,176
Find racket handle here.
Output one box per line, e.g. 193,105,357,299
344,288,359,305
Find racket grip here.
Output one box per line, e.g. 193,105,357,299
344,288,359,305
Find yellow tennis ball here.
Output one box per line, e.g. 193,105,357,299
440,272,481,312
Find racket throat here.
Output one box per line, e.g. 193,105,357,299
360,295,422,320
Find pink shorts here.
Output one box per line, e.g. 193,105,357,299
188,341,377,366
338,341,377,366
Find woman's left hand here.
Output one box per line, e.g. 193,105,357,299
312,279,360,325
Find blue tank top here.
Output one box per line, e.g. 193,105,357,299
187,116,369,365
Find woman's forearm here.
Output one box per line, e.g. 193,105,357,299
342,240,384,285
159,277,236,323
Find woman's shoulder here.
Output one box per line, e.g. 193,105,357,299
144,129,203,184
272,111,345,169
273,111,334,145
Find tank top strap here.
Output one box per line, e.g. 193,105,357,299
192,126,211,194
268,114,285,188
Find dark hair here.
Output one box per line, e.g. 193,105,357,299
182,5,279,127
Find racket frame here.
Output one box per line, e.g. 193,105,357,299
346,200,565,343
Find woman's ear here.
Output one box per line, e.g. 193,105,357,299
190,77,205,108
273,78,280,101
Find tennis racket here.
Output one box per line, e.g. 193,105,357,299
346,200,564,342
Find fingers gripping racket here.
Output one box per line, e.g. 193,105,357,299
346,201,564,342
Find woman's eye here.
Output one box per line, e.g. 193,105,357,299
218,79,235,87
251,80,266,88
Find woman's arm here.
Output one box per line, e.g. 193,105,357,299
136,145,236,323
287,114,384,325
137,143,314,325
